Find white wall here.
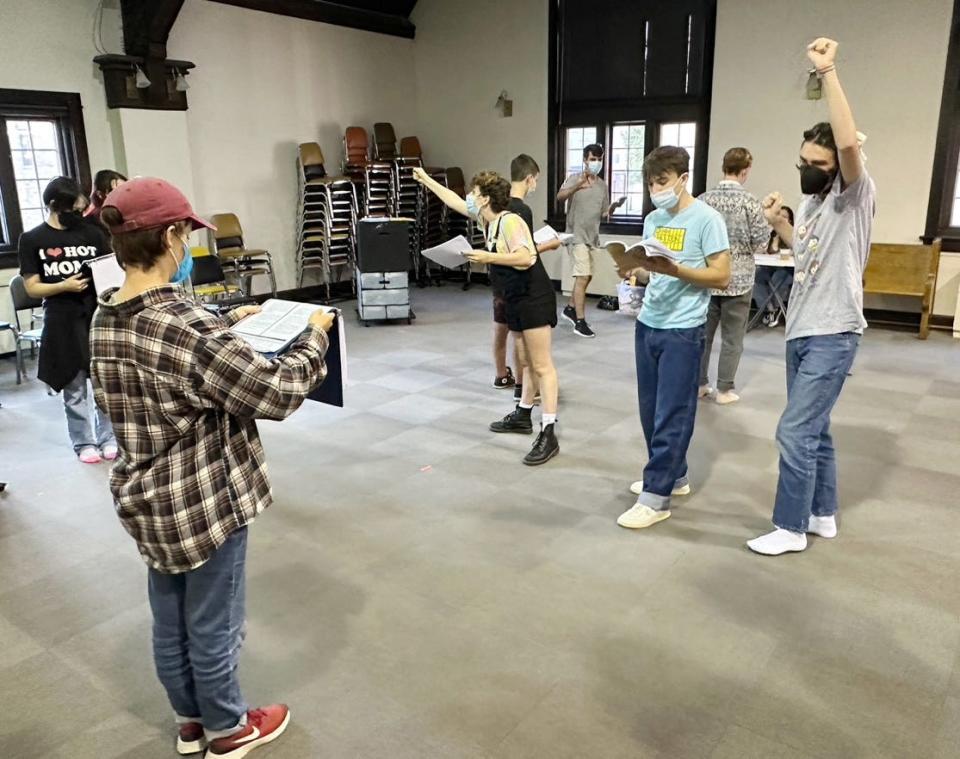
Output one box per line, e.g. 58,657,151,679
0,0,123,351
0,0,956,317
414,0,958,315
0,0,121,187
412,0,552,269
167,0,418,290
708,0,956,315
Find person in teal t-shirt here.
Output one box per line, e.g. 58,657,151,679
616,146,731,531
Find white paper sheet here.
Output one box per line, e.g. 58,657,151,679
87,254,125,295
420,235,472,269
533,225,574,246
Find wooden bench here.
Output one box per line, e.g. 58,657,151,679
864,239,941,339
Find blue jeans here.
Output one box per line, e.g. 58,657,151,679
753,269,793,312
148,527,249,739
635,321,704,511
772,333,860,532
63,371,115,453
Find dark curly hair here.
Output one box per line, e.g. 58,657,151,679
470,170,511,213
801,122,838,161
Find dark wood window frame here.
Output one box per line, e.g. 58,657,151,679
0,89,92,268
924,0,960,251
547,1,717,236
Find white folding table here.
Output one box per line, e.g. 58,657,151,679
748,253,795,331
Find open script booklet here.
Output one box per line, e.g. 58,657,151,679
605,237,677,273
229,299,347,407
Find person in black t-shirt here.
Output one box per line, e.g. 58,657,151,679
506,154,562,404
414,166,562,465
18,176,116,464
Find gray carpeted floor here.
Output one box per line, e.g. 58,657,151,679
1,285,958,758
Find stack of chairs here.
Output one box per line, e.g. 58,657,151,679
400,136,447,251
344,126,392,218
446,166,484,248
374,122,421,276
295,142,359,296
443,166,476,288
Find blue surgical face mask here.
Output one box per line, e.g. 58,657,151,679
586,160,603,176
650,175,686,210
170,237,194,284
465,193,479,216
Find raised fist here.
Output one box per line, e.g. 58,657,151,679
762,192,784,224
806,38,838,69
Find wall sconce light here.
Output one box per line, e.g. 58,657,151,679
805,69,822,100
175,70,189,92
135,65,151,89
495,90,513,117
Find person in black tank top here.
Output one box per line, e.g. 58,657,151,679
505,154,564,403
414,166,561,466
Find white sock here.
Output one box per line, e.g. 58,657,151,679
542,413,557,428
808,515,838,538
518,402,534,410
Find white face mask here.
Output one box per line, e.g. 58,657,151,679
650,175,687,210
586,160,603,176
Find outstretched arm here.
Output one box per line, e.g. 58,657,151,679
807,38,863,186
413,166,469,217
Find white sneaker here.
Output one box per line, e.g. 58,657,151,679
698,384,714,399
617,502,671,529
808,515,838,538
101,443,119,461
715,390,740,405
747,528,808,556
629,480,691,496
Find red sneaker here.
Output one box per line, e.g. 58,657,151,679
177,721,207,755
205,705,291,758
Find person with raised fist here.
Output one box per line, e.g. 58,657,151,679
747,38,877,557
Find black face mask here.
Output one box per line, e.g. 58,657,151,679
58,209,84,229
799,164,835,195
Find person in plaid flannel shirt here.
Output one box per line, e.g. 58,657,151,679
90,177,333,758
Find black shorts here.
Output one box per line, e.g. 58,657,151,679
505,293,558,333
492,295,508,325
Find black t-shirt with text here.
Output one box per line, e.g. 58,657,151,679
18,222,110,310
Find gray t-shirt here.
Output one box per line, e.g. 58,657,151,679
561,173,609,247
785,169,876,341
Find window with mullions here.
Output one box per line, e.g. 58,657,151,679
609,123,646,217
547,0,716,231
658,122,697,192
8,119,65,232
0,89,91,266
564,126,597,179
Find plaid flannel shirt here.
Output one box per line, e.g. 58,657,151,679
90,286,328,574
698,181,771,296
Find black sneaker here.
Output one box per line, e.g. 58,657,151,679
573,319,596,338
523,424,559,466
493,367,515,389
513,383,523,402
490,407,533,434
561,305,577,325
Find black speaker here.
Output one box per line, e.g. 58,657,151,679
357,220,410,273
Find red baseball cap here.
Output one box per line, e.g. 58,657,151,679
102,177,215,233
